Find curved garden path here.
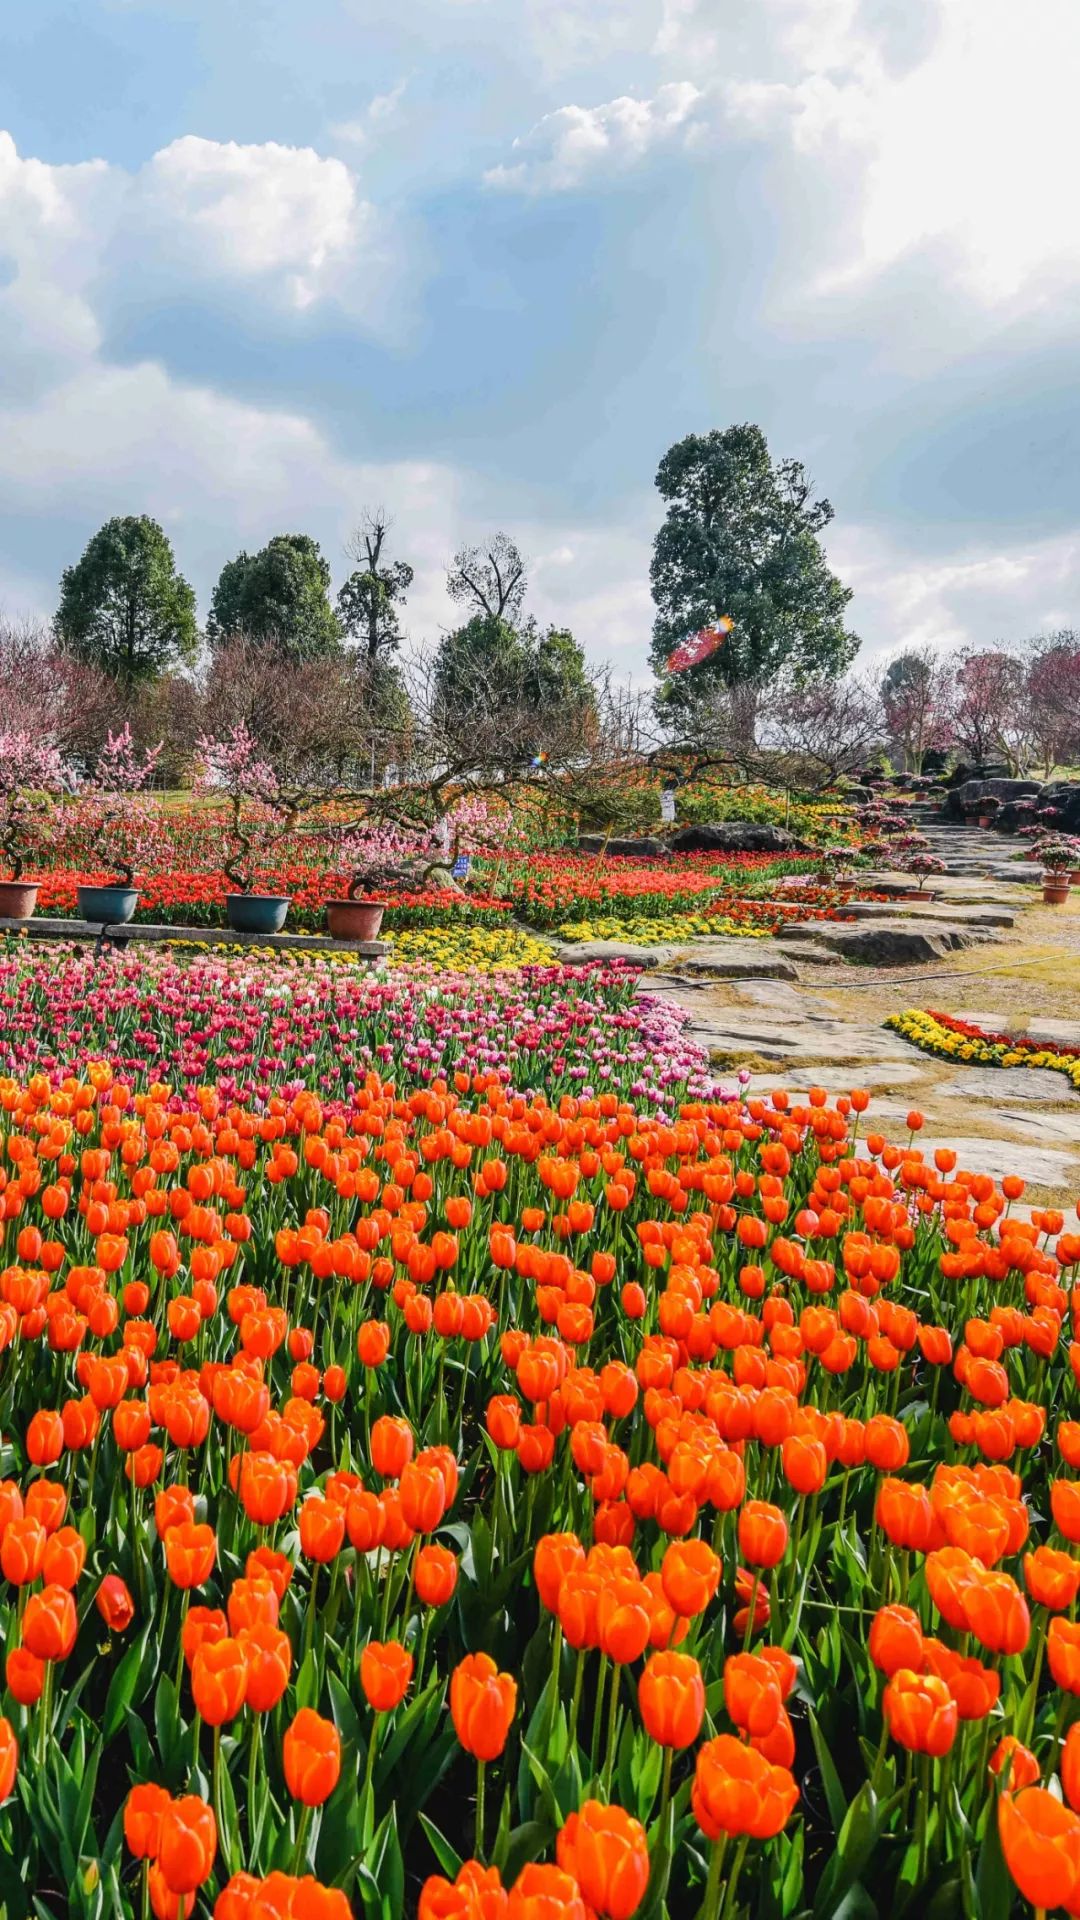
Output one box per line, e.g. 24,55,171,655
636,822,1080,1212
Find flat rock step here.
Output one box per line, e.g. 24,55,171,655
780,919,999,964
560,938,797,977
839,901,1016,927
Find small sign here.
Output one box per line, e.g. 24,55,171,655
660,788,677,824
452,854,471,879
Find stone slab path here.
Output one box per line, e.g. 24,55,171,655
635,818,1080,1205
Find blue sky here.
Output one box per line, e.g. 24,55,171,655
2,0,1079,680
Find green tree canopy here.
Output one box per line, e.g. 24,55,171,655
208,533,341,658
649,424,858,728
336,511,413,662
55,515,199,691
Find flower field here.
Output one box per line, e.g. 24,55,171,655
0,934,1078,1918
888,1010,1080,1094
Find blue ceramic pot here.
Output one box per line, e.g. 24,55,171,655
77,885,139,925
225,893,291,934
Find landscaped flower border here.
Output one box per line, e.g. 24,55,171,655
886,1007,1080,1091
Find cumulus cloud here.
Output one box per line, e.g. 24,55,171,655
484,81,704,192
0,127,388,340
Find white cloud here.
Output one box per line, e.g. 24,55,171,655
0,127,389,340
484,81,703,192
830,521,1080,660
134,138,370,311
718,0,1080,311
331,77,410,149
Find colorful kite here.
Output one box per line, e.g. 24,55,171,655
666,616,733,673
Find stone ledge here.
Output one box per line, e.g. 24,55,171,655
0,918,389,958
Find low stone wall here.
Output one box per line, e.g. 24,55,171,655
0,918,389,959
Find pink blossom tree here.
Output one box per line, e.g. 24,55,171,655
195,723,294,892
0,732,66,879
63,726,167,885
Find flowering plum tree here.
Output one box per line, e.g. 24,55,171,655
0,732,65,879
62,726,166,885
195,724,295,893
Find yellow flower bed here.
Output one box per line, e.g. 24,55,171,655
557,913,770,944
886,1008,1080,1090
386,925,558,972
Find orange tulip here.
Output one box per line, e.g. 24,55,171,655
660,1540,721,1618
1,1516,46,1585
0,1720,15,1804
238,1623,291,1713
638,1651,705,1748
96,1574,135,1631
869,1605,924,1677
989,1735,1039,1790
724,1651,783,1738
191,1638,248,1726
506,1865,586,1920
370,1415,414,1480
962,1570,1030,1655
533,1533,586,1613
882,1669,957,1756
999,1786,1080,1911
5,1646,44,1706
22,1584,77,1662
418,1862,507,1920
360,1640,413,1712
297,1497,345,1564
1049,1618,1080,1693
450,1653,517,1761
692,1733,799,1840
556,1801,649,1920
1025,1544,1080,1612
737,1502,788,1570
124,1781,172,1860
164,1522,217,1591
283,1708,341,1806
414,1544,458,1609
157,1795,217,1895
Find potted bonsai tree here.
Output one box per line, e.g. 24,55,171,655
196,725,293,933
0,730,64,919
1033,837,1077,905
65,728,165,925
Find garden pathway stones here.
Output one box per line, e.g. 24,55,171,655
941,1070,1079,1103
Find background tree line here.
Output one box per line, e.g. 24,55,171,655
10,421,1079,793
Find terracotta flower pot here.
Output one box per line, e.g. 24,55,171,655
225,894,291,934
0,880,40,920
1042,875,1071,905
325,899,387,940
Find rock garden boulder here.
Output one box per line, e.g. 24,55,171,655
944,777,1043,819
576,835,668,858
670,821,800,854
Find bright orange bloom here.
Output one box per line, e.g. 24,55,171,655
360,1640,413,1712
0,1721,14,1803
298,1497,345,1564
637,1650,705,1749
415,1544,459,1609
1064,1723,1080,1813
869,1605,924,1677
556,1801,649,1920
724,1653,782,1738
418,1860,508,1920
989,1736,1039,1790
22,1584,77,1662
882,1669,957,1756
692,1734,799,1840
191,1638,248,1726
283,1708,341,1806
164,1522,217,1591
124,1782,172,1860
370,1416,414,1480
533,1533,586,1613
239,1623,291,1713
5,1646,44,1706
96,1574,135,1631
998,1787,1080,1912
506,1865,586,1920
1049,1618,1080,1694
157,1795,217,1894
1025,1544,1080,1611
450,1653,517,1761
737,1502,788,1570
660,1540,721,1617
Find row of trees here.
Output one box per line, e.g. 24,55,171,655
880,640,1080,776
27,422,1080,793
